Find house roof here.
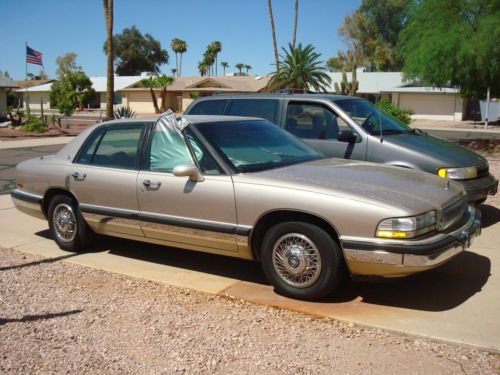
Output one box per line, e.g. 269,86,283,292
17,75,144,93
381,85,460,94
0,74,18,88
123,75,270,92
15,80,53,89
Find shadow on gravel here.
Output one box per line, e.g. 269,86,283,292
0,253,79,271
478,204,500,229
0,309,82,325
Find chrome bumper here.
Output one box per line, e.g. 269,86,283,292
11,189,45,220
342,206,481,275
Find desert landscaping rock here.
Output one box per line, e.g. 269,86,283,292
1,248,499,374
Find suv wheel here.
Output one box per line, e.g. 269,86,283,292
261,221,344,301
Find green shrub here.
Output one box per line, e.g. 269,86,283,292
377,98,414,125
113,105,136,119
20,117,47,133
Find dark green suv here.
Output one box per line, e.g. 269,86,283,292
185,94,498,203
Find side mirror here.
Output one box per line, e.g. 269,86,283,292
173,163,204,182
337,129,357,143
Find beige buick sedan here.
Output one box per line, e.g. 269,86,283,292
12,113,481,300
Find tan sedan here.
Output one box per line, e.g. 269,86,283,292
11,113,481,300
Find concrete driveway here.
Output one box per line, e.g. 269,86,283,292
0,194,498,351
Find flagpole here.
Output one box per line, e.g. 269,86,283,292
25,41,30,117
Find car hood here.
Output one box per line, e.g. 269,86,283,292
384,133,486,167
240,158,464,213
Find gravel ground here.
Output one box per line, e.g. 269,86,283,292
1,249,499,374
485,158,500,207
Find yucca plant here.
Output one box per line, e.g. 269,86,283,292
113,105,136,119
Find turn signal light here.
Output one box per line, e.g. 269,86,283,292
375,230,408,239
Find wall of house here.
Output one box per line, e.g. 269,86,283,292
25,92,51,112
0,89,6,117
122,91,161,114
392,93,463,121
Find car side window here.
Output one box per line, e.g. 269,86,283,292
75,124,144,170
189,99,228,115
75,128,106,165
225,99,279,124
148,125,192,173
286,102,350,140
184,128,224,175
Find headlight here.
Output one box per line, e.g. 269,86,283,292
376,211,437,239
437,167,477,180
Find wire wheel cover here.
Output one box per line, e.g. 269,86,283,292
272,233,322,288
53,203,77,243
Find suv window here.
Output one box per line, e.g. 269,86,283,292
189,99,228,115
286,102,351,140
225,99,279,123
76,124,144,170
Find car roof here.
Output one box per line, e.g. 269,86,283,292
99,114,263,127
192,93,358,102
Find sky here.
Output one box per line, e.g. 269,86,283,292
0,0,361,80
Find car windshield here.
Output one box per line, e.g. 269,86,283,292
334,99,412,135
192,120,323,173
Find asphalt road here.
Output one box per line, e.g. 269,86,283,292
0,144,64,195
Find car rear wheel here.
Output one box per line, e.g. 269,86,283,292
261,221,344,301
48,195,92,252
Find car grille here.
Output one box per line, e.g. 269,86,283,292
440,197,467,230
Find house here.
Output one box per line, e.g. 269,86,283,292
16,76,145,112
15,75,270,114
0,74,18,117
121,75,270,113
326,71,465,121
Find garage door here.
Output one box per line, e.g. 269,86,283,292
399,93,457,120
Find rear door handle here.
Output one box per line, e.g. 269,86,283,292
72,172,86,180
143,180,161,189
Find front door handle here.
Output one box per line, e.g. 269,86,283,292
143,180,161,189
72,172,86,181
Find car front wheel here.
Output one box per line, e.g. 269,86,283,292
261,221,344,301
48,195,92,252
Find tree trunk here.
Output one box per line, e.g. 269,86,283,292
179,53,182,76
160,88,167,112
267,0,280,73
149,88,160,113
103,0,114,120
292,0,298,48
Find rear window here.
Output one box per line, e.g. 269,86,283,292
189,99,228,115
225,99,278,123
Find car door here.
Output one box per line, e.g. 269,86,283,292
137,122,239,254
284,100,367,160
70,122,147,237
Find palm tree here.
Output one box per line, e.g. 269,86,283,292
171,39,187,76
245,65,252,75
198,61,207,76
210,41,222,75
221,61,229,75
103,0,114,120
235,63,245,75
171,68,177,76
267,43,332,92
267,0,279,73
203,48,216,76
141,77,160,113
292,0,298,48
141,75,174,113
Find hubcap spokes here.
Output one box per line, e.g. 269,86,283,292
272,233,321,288
53,203,77,243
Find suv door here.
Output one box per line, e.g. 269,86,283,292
284,100,367,160
137,122,239,254
71,122,147,237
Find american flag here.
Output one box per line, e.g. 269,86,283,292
26,46,43,66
